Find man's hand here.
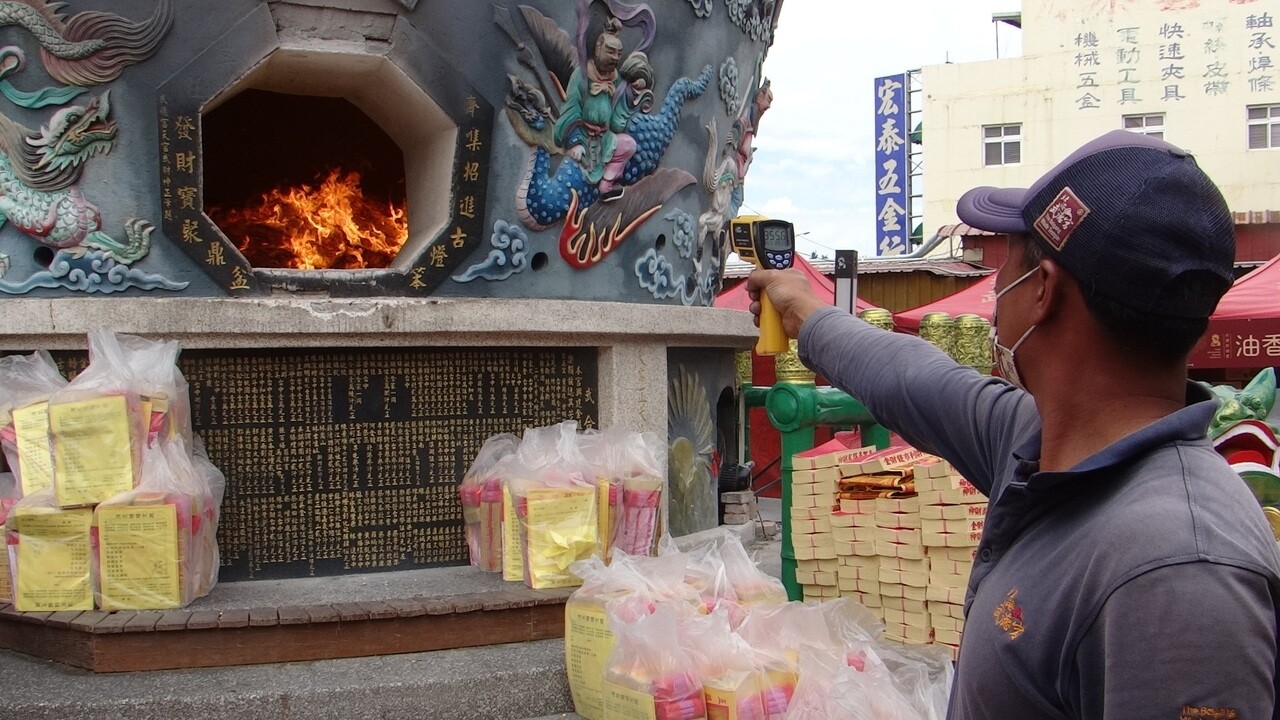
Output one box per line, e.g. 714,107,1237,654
745,268,828,339
568,145,586,162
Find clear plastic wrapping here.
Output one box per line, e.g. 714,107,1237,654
0,351,68,496
93,439,200,610
46,331,147,508
459,433,518,572
6,488,93,611
603,603,707,720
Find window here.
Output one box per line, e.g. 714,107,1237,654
1123,113,1164,139
1248,104,1280,150
983,124,1021,166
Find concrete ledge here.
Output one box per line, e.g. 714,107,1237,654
0,297,757,350
0,639,572,720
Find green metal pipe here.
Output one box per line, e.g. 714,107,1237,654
763,383,890,601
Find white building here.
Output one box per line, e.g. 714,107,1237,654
921,0,1280,261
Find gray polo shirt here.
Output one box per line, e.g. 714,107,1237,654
799,306,1280,720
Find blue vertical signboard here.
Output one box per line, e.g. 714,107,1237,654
873,74,909,256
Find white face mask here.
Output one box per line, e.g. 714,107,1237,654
989,266,1039,389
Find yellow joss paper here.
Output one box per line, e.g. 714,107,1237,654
502,485,524,582
11,402,54,495
598,478,614,562
49,395,136,508
13,506,93,612
96,503,182,611
565,599,617,720
523,486,597,590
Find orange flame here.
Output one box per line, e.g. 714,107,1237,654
209,169,408,270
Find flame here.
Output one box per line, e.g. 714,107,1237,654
209,169,408,270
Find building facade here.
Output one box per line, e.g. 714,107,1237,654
921,0,1280,259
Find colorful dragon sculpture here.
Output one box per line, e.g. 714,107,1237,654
0,0,172,86
0,0,171,273
0,90,151,264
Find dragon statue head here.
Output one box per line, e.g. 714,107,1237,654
33,91,117,174
504,75,557,151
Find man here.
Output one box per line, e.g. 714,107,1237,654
748,131,1280,718
554,17,644,202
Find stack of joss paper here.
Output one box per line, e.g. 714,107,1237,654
460,422,671,589
581,426,666,561
459,433,519,573
564,530,788,720
790,439,989,660
1,332,227,612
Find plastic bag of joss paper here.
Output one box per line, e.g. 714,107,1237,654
735,600,879,716
566,550,696,720
190,436,227,598
6,488,93,612
0,473,25,603
718,531,788,612
92,439,201,611
580,427,667,561
0,350,68,497
458,433,518,572
115,333,193,449
679,607,786,720
603,602,707,720
866,638,955,720
46,331,149,509
807,647,929,720
679,531,742,620
509,462,599,590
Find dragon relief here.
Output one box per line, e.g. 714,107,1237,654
0,91,151,266
0,0,175,291
497,1,711,270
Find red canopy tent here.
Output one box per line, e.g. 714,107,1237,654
1189,255,1280,369
715,254,876,313
892,274,997,333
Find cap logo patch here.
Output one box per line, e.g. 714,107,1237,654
1033,187,1091,250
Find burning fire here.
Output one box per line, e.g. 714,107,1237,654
210,169,408,270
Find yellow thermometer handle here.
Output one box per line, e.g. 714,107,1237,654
756,292,788,356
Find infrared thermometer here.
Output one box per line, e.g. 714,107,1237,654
730,215,795,356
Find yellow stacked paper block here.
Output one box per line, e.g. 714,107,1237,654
518,485,598,590
8,503,94,612
916,460,986,658
789,446,993,654
872,494,932,645
790,441,876,601
48,394,142,509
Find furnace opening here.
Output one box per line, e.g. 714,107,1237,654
203,90,408,270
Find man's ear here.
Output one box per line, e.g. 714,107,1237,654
1031,258,1066,325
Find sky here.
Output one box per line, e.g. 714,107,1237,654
747,1,1025,260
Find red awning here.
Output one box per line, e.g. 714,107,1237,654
892,274,998,332
715,254,876,313
1189,254,1280,369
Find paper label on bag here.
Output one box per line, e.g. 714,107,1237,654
602,680,658,720
12,402,54,495
50,395,134,507
566,600,616,720
524,487,596,589
14,508,93,611
502,485,524,582
97,504,181,610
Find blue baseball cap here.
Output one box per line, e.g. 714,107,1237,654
957,130,1236,318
